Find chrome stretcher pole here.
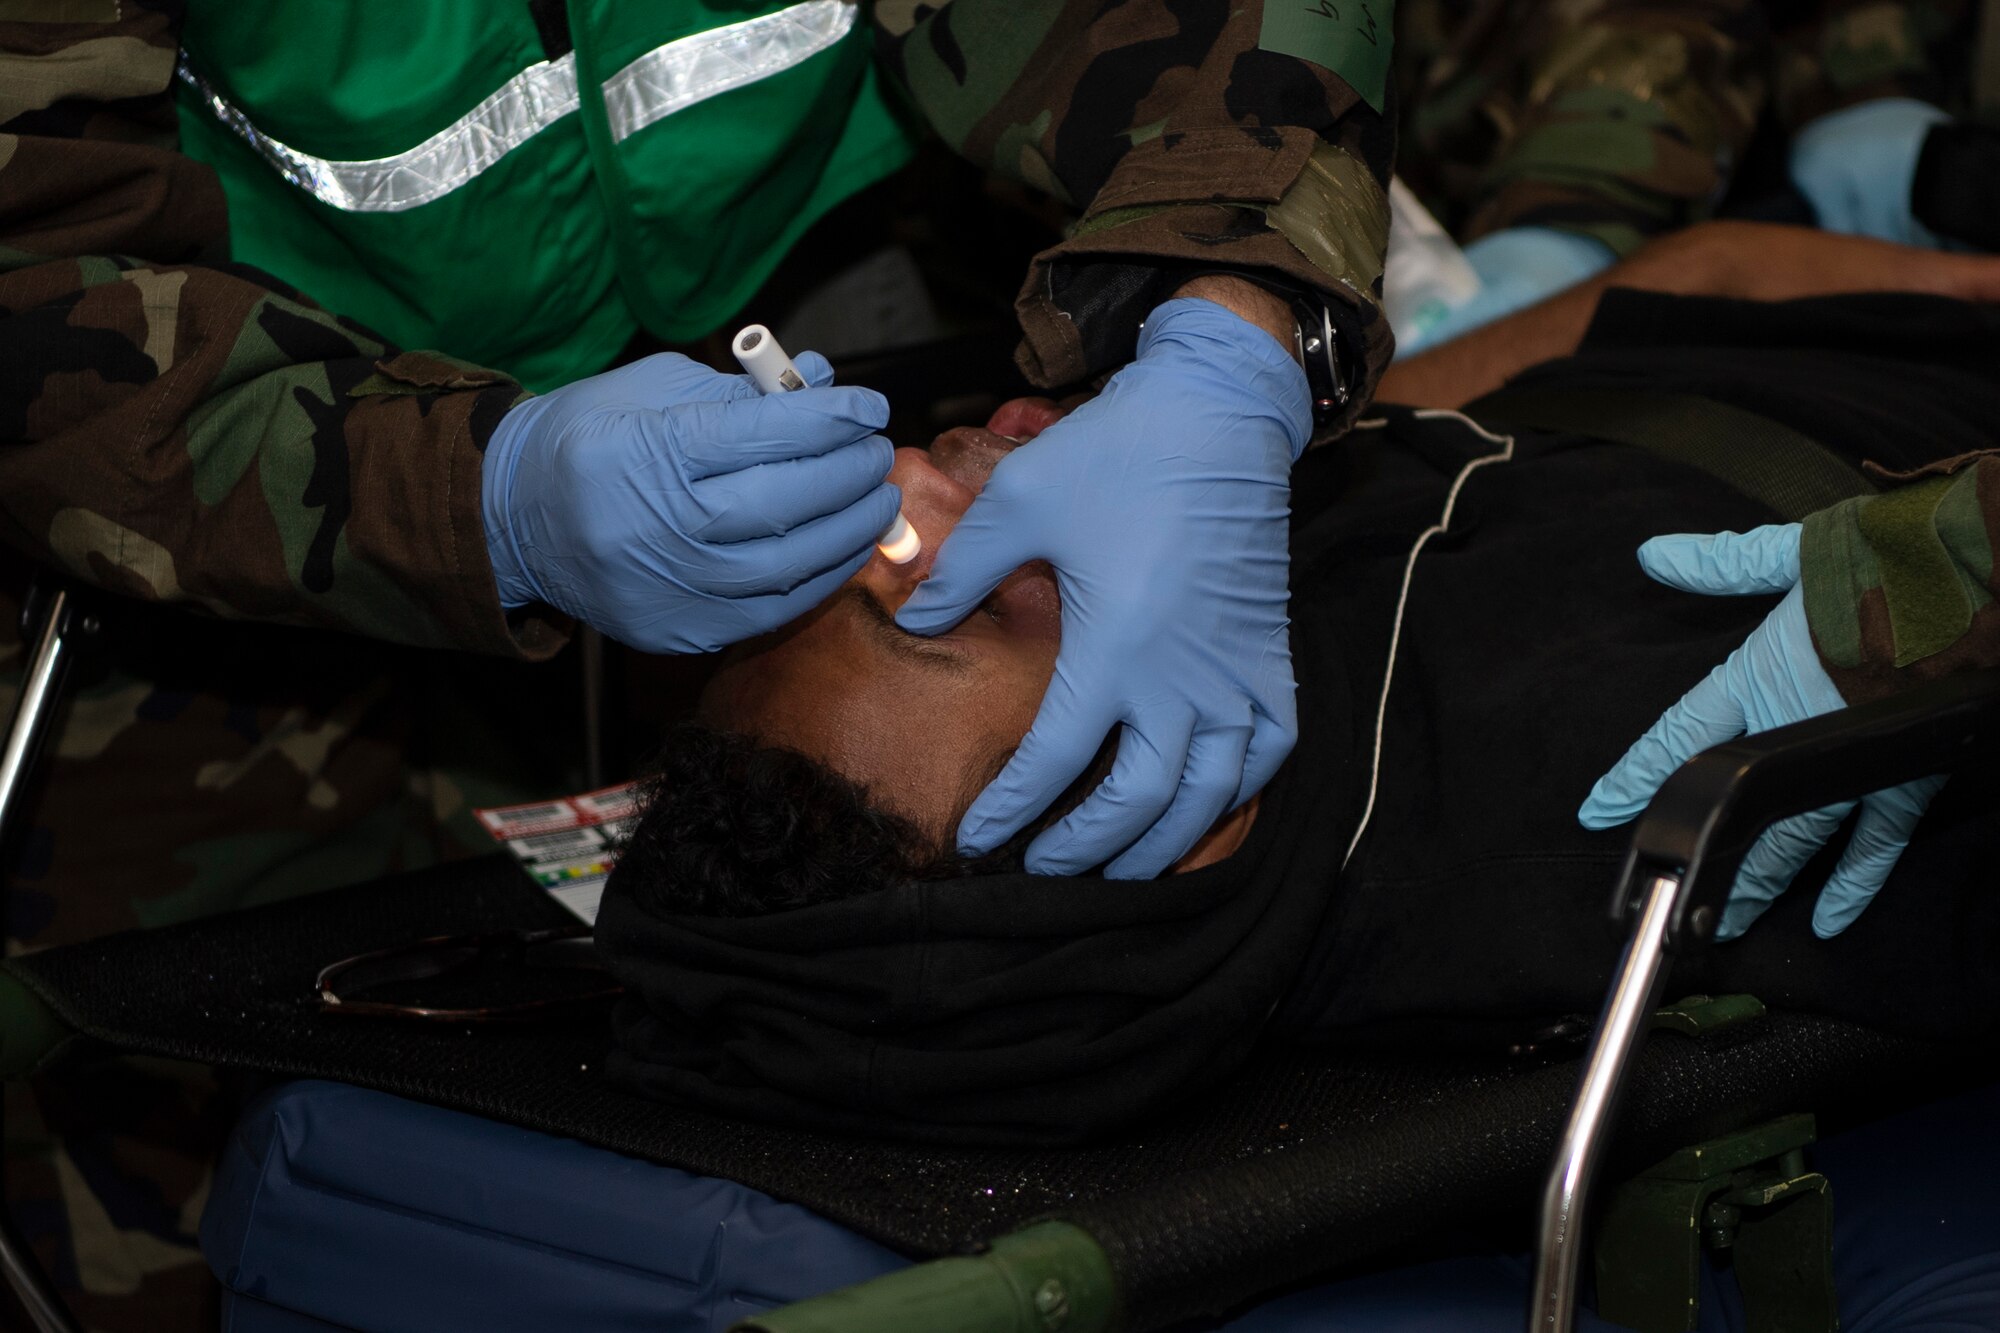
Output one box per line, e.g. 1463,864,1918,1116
0,581,88,1333
1530,872,1681,1331
0,1221,75,1333
1529,667,2000,1333
0,586,86,849
0,587,85,1333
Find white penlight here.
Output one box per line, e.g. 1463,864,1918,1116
875,512,921,564
731,323,806,394
732,324,921,565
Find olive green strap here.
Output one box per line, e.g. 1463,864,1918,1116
1465,387,1877,521
737,1221,1119,1333
0,968,72,1080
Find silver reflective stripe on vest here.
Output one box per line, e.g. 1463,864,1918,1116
176,53,581,213
601,0,857,143
178,0,856,214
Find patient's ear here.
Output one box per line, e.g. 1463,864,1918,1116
1170,796,1261,874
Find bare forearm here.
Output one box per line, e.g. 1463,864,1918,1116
1172,275,1298,362
1375,280,1612,409
1374,225,1736,409
1377,222,2000,410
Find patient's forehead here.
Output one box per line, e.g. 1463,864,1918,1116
698,597,1032,842
695,403,1072,838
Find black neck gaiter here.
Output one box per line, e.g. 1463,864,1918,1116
591,424,1484,1146
594,664,1356,1145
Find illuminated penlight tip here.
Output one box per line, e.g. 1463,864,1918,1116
877,513,921,564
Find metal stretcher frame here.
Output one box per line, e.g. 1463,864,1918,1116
0,583,90,1333
738,669,2000,1333
1531,665,2000,1333
1,577,1997,1333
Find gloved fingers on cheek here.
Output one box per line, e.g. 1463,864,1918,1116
1811,776,1946,938
894,512,1029,634
1637,524,1801,596
681,437,893,543
1026,705,1198,878
1106,721,1254,880
1578,672,1745,828
1233,689,1298,809
725,545,881,642
673,390,890,478
690,484,901,597
956,673,1117,856
1715,803,1852,940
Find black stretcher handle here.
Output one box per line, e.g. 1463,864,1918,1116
1613,666,2000,951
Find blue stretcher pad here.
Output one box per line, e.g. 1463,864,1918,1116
204,1079,2000,1332
201,1081,906,1333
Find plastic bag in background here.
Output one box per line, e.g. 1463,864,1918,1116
1381,177,1482,353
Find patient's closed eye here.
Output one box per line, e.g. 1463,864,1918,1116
850,586,973,669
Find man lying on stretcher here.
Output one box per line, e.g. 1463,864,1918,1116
594,223,2000,1146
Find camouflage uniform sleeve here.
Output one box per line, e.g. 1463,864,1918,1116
872,0,1395,419
1800,452,2000,706
1774,0,1971,131
0,2,566,660
1447,0,1768,257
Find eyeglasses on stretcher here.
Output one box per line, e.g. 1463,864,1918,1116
315,927,622,1022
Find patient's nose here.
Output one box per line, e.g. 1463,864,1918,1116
865,448,970,592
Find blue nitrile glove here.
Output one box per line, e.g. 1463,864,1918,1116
1395,227,1615,357
1578,524,1946,939
897,298,1309,878
481,351,900,654
1790,98,1952,247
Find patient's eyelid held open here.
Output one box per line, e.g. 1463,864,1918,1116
850,586,975,670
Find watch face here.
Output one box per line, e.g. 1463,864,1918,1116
1292,300,1346,413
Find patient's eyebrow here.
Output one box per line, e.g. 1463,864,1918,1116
846,586,975,671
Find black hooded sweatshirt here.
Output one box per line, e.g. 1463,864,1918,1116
596,292,2000,1145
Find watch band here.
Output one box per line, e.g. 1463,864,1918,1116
1139,268,1355,424
1290,295,1349,422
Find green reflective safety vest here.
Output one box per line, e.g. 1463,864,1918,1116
175,0,923,390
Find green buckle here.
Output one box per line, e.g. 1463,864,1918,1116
734,1221,1119,1333
1594,1112,1837,1333
0,969,71,1081
1650,993,1767,1038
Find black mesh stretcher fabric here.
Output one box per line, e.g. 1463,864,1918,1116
0,853,1962,1330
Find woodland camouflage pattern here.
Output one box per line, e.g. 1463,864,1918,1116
1804,452,2000,706
875,0,1397,392
1397,0,1975,256
0,0,1392,1324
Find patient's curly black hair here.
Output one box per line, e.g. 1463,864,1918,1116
610,723,1110,918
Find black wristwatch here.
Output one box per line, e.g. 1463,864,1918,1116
1289,294,1350,422
1140,269,1355,424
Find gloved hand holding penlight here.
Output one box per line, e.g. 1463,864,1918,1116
734,325,920,565
480,348,900,654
